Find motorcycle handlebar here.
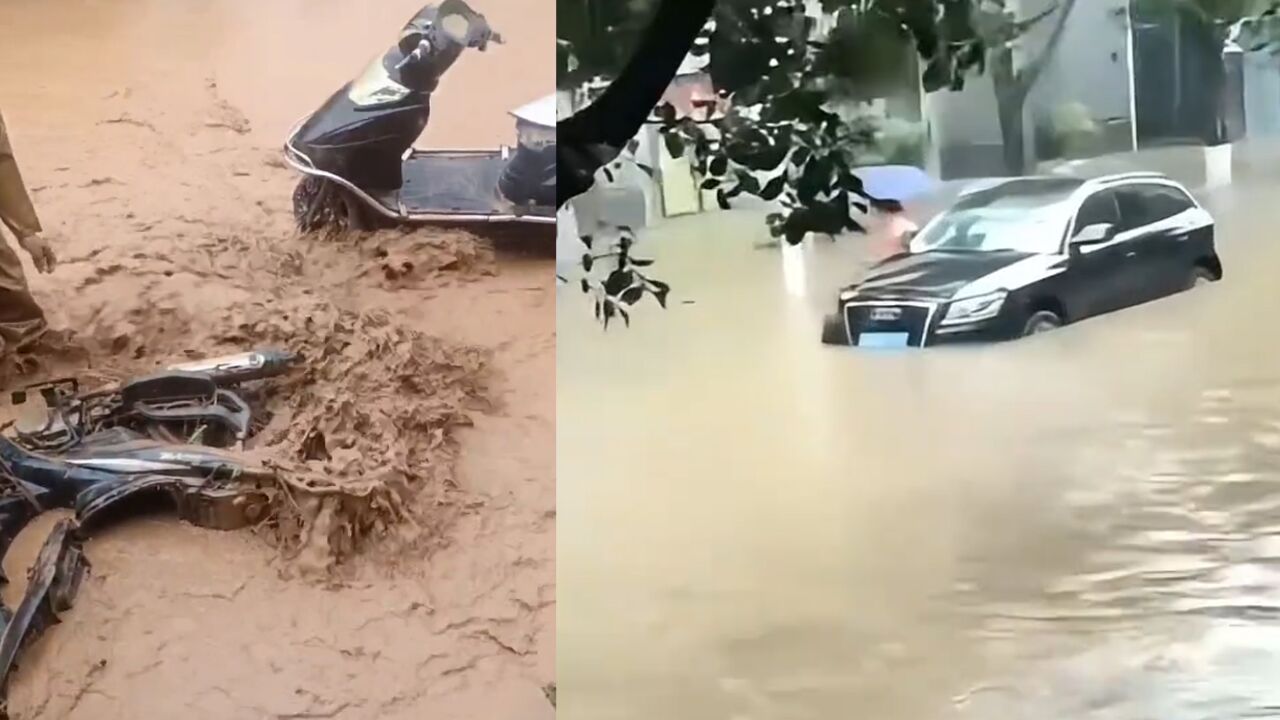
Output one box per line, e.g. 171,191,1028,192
168,349,300,386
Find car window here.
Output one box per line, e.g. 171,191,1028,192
1073,190,1121,234
909,182,1077,255
1139,184,1194,223
1115,184,1194,229
1113,188,1149,230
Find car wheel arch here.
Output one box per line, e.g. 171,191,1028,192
1025,295,1068,324
1194,255,1223,280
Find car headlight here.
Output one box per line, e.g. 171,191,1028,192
941,290,1008,325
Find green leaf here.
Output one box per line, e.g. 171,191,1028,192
651,279,671,309
736,172,762,196
760,174,786,201
602,298,616,329
663,131,686,158
604,269,633,296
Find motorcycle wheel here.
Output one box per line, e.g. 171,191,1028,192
292,177,381,233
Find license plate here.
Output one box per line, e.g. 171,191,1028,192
855,332,910,348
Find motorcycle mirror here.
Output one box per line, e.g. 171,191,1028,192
438,14,471,44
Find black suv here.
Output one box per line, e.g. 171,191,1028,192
823,173,1222,348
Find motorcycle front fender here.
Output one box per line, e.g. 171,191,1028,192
0,519,88,712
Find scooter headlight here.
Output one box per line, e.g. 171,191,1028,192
941,290,1008,325
348,58,411,108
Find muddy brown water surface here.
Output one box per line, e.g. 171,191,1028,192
0,0,552,717
558,188,1280,719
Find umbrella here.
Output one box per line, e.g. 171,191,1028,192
854,164,937,204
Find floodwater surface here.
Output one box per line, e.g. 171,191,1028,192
558,186,1280,719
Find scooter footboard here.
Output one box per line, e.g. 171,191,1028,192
402,151,507,214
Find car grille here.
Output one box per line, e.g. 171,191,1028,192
844,303,933,346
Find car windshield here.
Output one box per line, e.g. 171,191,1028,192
909,182,1077,255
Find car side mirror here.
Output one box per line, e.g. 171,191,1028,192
1069,223,1115,255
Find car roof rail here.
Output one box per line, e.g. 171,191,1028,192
1087,171,1173,186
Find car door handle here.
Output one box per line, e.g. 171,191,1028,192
1125,250,1137,257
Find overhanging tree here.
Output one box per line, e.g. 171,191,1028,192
670,0,994,243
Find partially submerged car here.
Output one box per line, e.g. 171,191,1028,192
822,172,1222,348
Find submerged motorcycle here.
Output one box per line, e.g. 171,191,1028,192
285,0,555,232
0,349,297,711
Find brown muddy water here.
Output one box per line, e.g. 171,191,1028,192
557,187,1280,719
0,0,553,718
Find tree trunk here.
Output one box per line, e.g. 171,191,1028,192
997,92,1028,174
986,0,1080,176
991,48,1028,175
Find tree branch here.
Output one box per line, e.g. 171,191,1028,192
1013,2,1064,34
1016,0,1080,96
557,0,716,208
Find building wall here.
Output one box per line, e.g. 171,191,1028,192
1244,51,1280,139
1029,0,1132,128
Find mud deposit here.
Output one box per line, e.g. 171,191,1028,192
0,0,553,717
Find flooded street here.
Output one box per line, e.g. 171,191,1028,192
558,186,1280,719
0,0,553,717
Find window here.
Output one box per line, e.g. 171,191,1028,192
1074,190,1121,233
1115,184,1194,228
1138,184,1194,224
909,181,1077,255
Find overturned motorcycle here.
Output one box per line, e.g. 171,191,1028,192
0,349,298,715
285,0,555,232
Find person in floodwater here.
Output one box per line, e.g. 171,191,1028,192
0,110,58,354
867,199,918,263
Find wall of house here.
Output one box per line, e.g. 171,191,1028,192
1028,0,1133,133
1244,50,1280,139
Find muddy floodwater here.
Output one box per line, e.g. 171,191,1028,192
558,186,1280,719
0,0,553,718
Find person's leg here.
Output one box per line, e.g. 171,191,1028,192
0,111,43,241
0,112,48,356
0,237,47,355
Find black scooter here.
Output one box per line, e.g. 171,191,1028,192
2,347,299,545
0,349,297,710
285,0,555,232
